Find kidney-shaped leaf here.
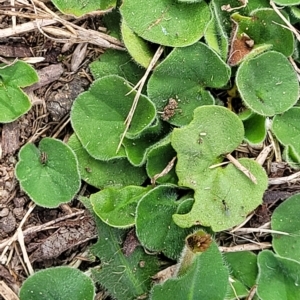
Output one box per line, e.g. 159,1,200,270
15,138,80,208
148,42,230,126
236,51,299,116
71,75,156,160
120,0,211,47
0,61,38,123
19,266,95,300
171,106,268,231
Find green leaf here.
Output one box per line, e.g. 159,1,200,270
121,20,155,68
68,134,147,188
15,138,80,208
136,185,196,260
242,112,267,145
272,0,300,5
151,239,229,300
51,0,116,17
204,1,229,61
19,266,95,300
224,251,258,288
257,250,300,300
71,75,156,160
123,118,169,166
236,51,299,116
271,193,300,262
0,61,38,123
147,42,230,126
171,106,268,231
91,186,150,228
231,9,294,58
89,49,144,85
272,108,300,161
120,0,211,47
91,218,159,300
146,135,178,184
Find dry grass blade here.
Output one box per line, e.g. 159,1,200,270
116,45,164,153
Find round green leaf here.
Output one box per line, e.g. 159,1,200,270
236,51,299,116
91,186,150,228
257,250,300,300
271,193,300,262
15,138,80,208
171,106,268,231
0,61,38,123
71,75,156,160
147,42,230,125
136,185,198,260
121,20,155,68
19,266,95,300
120,0,211,47
68,134,147,188
272,107,300,160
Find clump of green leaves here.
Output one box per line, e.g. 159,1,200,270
8,0,300,299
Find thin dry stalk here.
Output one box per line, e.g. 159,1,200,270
116,45,164,153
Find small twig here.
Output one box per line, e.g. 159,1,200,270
0,281,19,300
151,156,177,185
219,242,271,252
256,144,273,166
226,153,257,184
230,212,255,233
270,0,300,42
208,161,230,169
267,130,282,162
116,45,164,153
268,171,300,185
246,285,257,300
231,227,290,236
0,203,35,263
17,228,34,275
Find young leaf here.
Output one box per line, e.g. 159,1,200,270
71,75,156,160
224,251,258,288
151,237,229,300
89,49,144,85
147,42,230,126
91,186,151,228
0,61,38,123
242,112,266,145
271,193,300,262
146,135,178,184
236,51,299,116
19,266,95,300
68,134,147,188
272,108,300,161
121,20,155,68
15,138,80,208
136,185,196,260
257,250,300,300
120,0,211,47
171,106,268,231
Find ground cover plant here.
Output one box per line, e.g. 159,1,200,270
2,0,300,299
